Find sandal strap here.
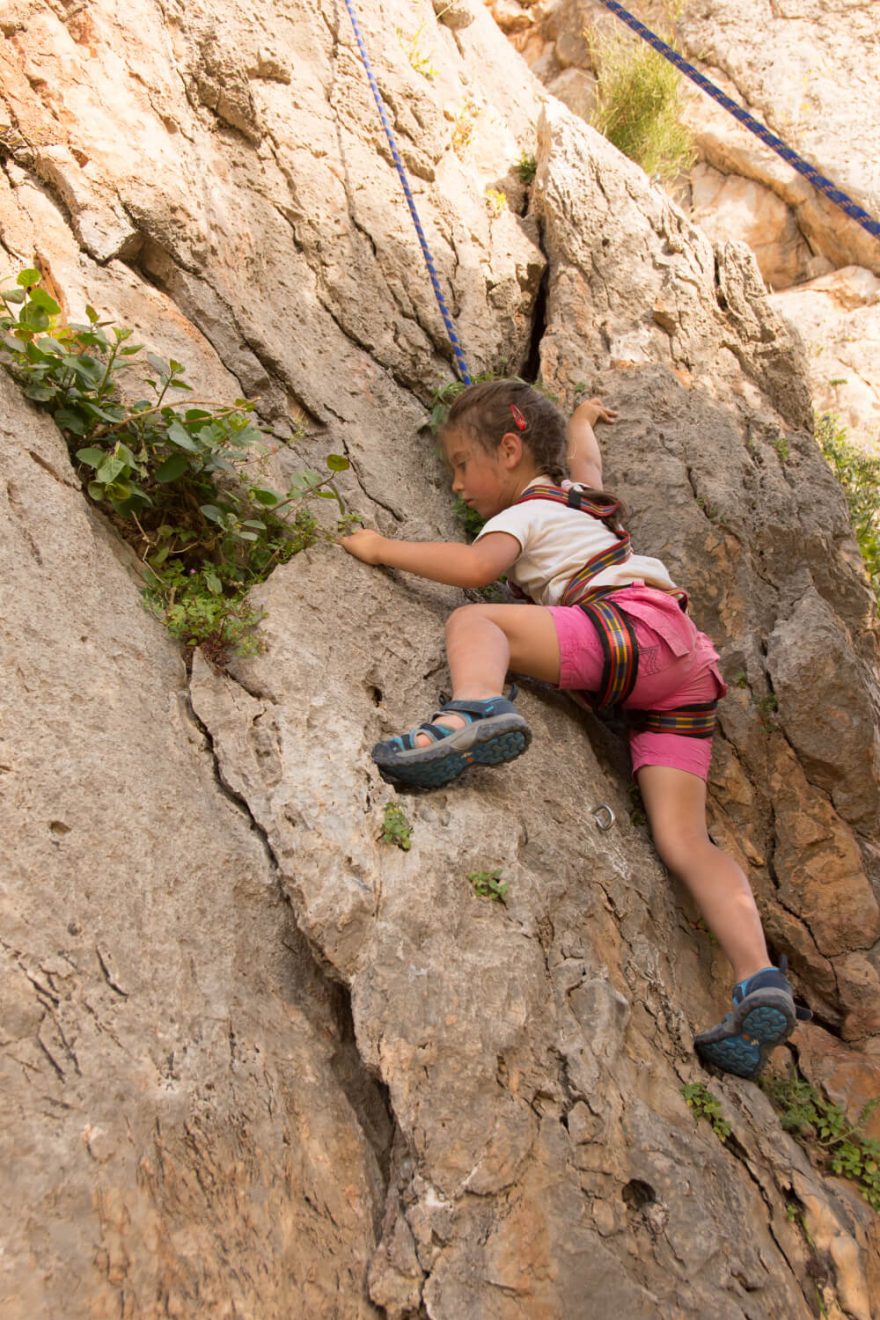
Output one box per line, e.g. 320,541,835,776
439,697,518,719
393,721,454,751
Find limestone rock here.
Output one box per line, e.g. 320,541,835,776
690,162,816,291
677,0,880,277
771,267,880,456
0,377,386,1317
490,0,880,459
1,0,879,1314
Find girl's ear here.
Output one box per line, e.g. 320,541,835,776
498,431,524,467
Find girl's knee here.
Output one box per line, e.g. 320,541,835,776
445,603,492,633
650,822,710,874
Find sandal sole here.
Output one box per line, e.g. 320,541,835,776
695,993,795,1079
374,726,530,788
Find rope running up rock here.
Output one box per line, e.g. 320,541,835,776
341,0,472,383
599,0,880,243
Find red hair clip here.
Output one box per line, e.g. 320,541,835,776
509,404,527,431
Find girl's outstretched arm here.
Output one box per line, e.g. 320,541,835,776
566,397,617,487
339,528,520,589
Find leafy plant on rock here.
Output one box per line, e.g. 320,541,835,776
516,151,537,185
681,1082,731,1141
761,1067,880,1213
1,269,354,660
380,803,413,851
815,411,880,607
468,867,508,903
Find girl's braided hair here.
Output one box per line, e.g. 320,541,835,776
440,380,567,484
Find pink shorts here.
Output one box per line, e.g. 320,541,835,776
549,588,727,781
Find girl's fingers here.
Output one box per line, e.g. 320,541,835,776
574,397,617,426
340,528,386,563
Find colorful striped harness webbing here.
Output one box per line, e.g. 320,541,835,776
514,484,719,734
626,702,718,739
515,484,639,710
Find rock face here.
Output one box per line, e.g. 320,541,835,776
493,0,880,451
675,0,880,279
0,375,388,1318
770,267,880,457
1,2,879,1317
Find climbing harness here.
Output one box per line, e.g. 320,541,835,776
598,0,880,244
514,483,719,734
516,483,640,709
341,0,472,382
517,484,640,707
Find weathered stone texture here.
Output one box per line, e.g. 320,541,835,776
1,0,878,1316
0,378,386,1317
491,0,880,453
771,267,880,458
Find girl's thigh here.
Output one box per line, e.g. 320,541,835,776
448,603,561,684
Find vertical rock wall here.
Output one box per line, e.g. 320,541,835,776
1,1,878,1315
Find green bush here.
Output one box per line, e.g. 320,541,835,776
516,151,537,185
761,1067,880,1213
590,30,695,181
815,411,880,607
1,270,355,659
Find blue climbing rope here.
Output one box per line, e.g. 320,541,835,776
341,0,472,383
599,0,880,243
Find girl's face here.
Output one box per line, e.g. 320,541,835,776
442,428,511,519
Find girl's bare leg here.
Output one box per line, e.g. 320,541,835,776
411,603,560,746
637,764,770,984
446,602,561,691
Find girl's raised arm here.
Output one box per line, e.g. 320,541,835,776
566,398,617,488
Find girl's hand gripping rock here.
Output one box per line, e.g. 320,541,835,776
339,527,388,565
572,397,618,428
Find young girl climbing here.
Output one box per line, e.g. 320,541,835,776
340,380,806,1079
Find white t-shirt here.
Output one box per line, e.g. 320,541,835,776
476,483,677,605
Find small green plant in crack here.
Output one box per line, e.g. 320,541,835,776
761,1068,880,1213
485,187,508,218
429,371,498,435
681,1082,731,1141
515,151,537,185
733,671,749,689
468,867,508,903
690,916,719,946
0,270,354,661
453,493,486,540
396,23,438,80
380,803,413,851
695,495,720,523
771,434,791,463
754,692,779,731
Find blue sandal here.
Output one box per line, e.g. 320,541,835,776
694,964,810,1079
372,696,531,788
